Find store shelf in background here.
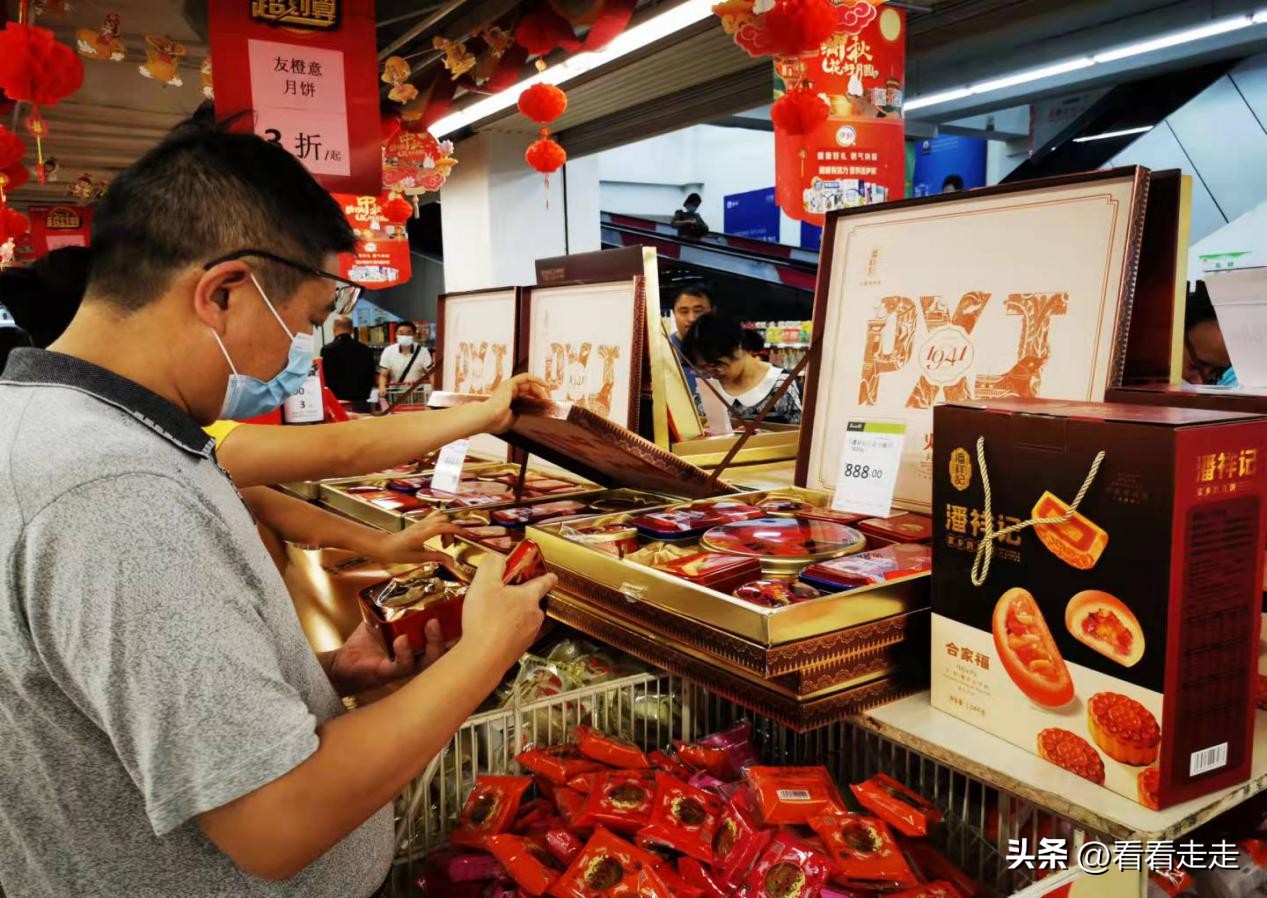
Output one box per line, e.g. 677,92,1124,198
768,341,810,349
861,692,1267,843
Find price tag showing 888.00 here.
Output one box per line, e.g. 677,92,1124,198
831,421,907,518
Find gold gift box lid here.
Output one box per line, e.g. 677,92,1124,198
429,392,736,500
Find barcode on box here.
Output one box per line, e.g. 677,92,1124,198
1190,742,1228,776
777,789,812,801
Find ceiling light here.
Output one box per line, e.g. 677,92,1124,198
905,13,1265,113
969,57,1094,93
431,0,714,137
904,87,973,112
1092,14,1253,63
1072,125,1155,143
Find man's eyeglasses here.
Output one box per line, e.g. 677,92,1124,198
203,249,363,315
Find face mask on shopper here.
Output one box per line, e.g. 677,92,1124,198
211,273,314,420
397,333,415,347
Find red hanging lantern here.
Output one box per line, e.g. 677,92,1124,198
525,130,567,174
0,126,25,170
761,0,837,57
2,208,30,241
0,22,85,107
517,82,568,124
770,87,829,136
726,0,837,58
383,194,414,224
515,8,577,57
0,163,29,201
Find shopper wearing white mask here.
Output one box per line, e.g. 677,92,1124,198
376,320,431,400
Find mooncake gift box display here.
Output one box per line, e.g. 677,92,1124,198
428,392,930,728
932,397,1267,809
1108,382,1267,711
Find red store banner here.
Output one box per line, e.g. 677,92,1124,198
774,1,906,226
208,0,381,195
16,205,93,262
333,193,412,290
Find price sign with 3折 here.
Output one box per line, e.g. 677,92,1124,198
832,421,907,518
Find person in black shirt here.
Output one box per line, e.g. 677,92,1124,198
320,315,376,405
671,193,709,240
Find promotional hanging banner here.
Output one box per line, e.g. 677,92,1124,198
774,1,906,226
209,0,381,195
332,193,413,290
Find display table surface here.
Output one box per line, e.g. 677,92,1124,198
858,692,1267,842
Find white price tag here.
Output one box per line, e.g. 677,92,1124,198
430,439,470,494
832,420,906,518
282,373,324,424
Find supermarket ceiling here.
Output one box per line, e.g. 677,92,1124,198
4,0,1267,204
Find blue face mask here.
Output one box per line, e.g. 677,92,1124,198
211,274,315,420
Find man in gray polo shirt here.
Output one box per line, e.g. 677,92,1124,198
0,111,554,896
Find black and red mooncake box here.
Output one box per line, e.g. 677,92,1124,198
931,398,1267,810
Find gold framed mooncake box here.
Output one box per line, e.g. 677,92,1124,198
798,166,1151,513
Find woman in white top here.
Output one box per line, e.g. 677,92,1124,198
681,313,802,425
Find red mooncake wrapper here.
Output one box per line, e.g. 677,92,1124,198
548,828,672,898
572,771,657,834
746,766,846,826
516,745,606,786
849,774,942,838
635,772,725,864
809,812,917,887
575,725,651,769
487,834,564,897
739,830,832,898
450,776,532,849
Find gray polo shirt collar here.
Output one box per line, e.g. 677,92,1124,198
2,348,215,459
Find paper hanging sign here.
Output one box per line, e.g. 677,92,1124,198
774,1,906,226
332,193,412,290
208,0,381,195
382,128,457,196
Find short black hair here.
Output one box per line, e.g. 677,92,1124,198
1185,280,1218,333
739,327,765,354
684,192,702,206
682,313,746,365
942,174,964,191
88,102,355,311
0,245,92,347
673,285,714,309
396,320,417,333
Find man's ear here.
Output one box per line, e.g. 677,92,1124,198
192,263,253,331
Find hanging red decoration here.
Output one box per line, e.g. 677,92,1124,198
515,9,578,57
0,164,30,200
518,82,568,124
0,126,25,170
525,131,567,174
721,0,837,59
381,114,402,146
1,208,30,241
383,194,414,224
770,87,829,136
0,22,85,106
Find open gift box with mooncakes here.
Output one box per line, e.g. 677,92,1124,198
317,461,598,532
427,392,932,729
